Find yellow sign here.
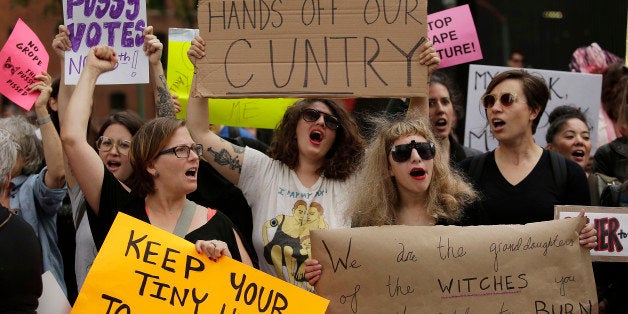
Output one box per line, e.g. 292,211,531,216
167,28,295,129
72,213,328,313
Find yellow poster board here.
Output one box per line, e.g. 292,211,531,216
72,213,328,313
167,28,295,129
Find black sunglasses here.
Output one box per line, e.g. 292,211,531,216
301,108,341,130
481,92,519,109
390,140,436,162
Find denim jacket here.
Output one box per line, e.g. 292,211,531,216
10,167,67,295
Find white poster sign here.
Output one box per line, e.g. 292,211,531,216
62,0,148,85
464,65,602,153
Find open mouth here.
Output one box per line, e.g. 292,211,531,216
309,130,323,144
435,119,447,127
410,168,426,178
492,119,506,128
572,150,585,158
185,168,197,178
106,161,121,169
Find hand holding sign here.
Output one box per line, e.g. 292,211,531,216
52,25,72,60
29,71,54,110
142,26,163,66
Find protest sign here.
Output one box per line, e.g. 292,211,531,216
193,0,428,98
72,213,328,314
464,65,602,153
556,205,628,262
0,19,49,110
62,0,148,85
167,28,294,128
311,218,596,313
428,4,482,68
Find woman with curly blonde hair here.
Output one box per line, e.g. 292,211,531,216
349,117,477,227
304,117,477,285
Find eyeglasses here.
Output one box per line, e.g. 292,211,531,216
157,144,204,158
96,136,131,155
389,140,435,162
301,108,341,130
481,92,519,109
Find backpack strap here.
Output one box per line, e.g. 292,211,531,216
547,150,567,197
468,152,488,183
173,199,197,238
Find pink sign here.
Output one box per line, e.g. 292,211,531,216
0,19,49,110
427,5,482,68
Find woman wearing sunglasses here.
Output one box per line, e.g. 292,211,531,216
304,117,477,285
62,46,254,274
458,70,596,245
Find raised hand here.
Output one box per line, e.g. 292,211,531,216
52,25,71,59
143,26,163,66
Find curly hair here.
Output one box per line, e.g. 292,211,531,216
602,62,628,123
267,98,364,180
348,116,477,227
483,69,549,134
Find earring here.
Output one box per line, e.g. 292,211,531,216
154,171,160,178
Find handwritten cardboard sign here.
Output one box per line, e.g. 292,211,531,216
556,205,628,262
167,28,294,128
428,4,482,68
311,218,596,313
0,19,49,110
62,0,149,85
72,213,328,313
464,64,602,153
193,0,428,98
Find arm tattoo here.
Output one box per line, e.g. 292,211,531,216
208,146,242,173
231,143,245,154
155,74,175,118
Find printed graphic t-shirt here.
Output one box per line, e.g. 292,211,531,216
237,148,352,290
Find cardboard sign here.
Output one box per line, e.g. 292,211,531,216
556,205,628,262
62,0,149,85
167,28,294,128
0,19,49,110
428,4,482,68
464,65,602,153
311,218,596,313
193,0,428,98
72,213,328,313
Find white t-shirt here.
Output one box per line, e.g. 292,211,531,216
69,184,97,291
238,148,352,290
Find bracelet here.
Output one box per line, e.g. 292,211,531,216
37,115,52,125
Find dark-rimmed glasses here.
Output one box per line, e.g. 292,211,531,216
96,136,131,155
157,144,203,158
481,92,519,109
301,108,341,130
390,140,435,162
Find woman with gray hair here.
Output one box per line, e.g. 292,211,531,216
0,128,44,312
0,71,67,295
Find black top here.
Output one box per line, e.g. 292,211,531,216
0,206,42,313
459,149,590,225
593,136,628,182
89,166,256,266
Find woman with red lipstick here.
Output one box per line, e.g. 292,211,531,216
458,70,596,242
545,105,592,174
62,46,254,268
303,117,477,285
